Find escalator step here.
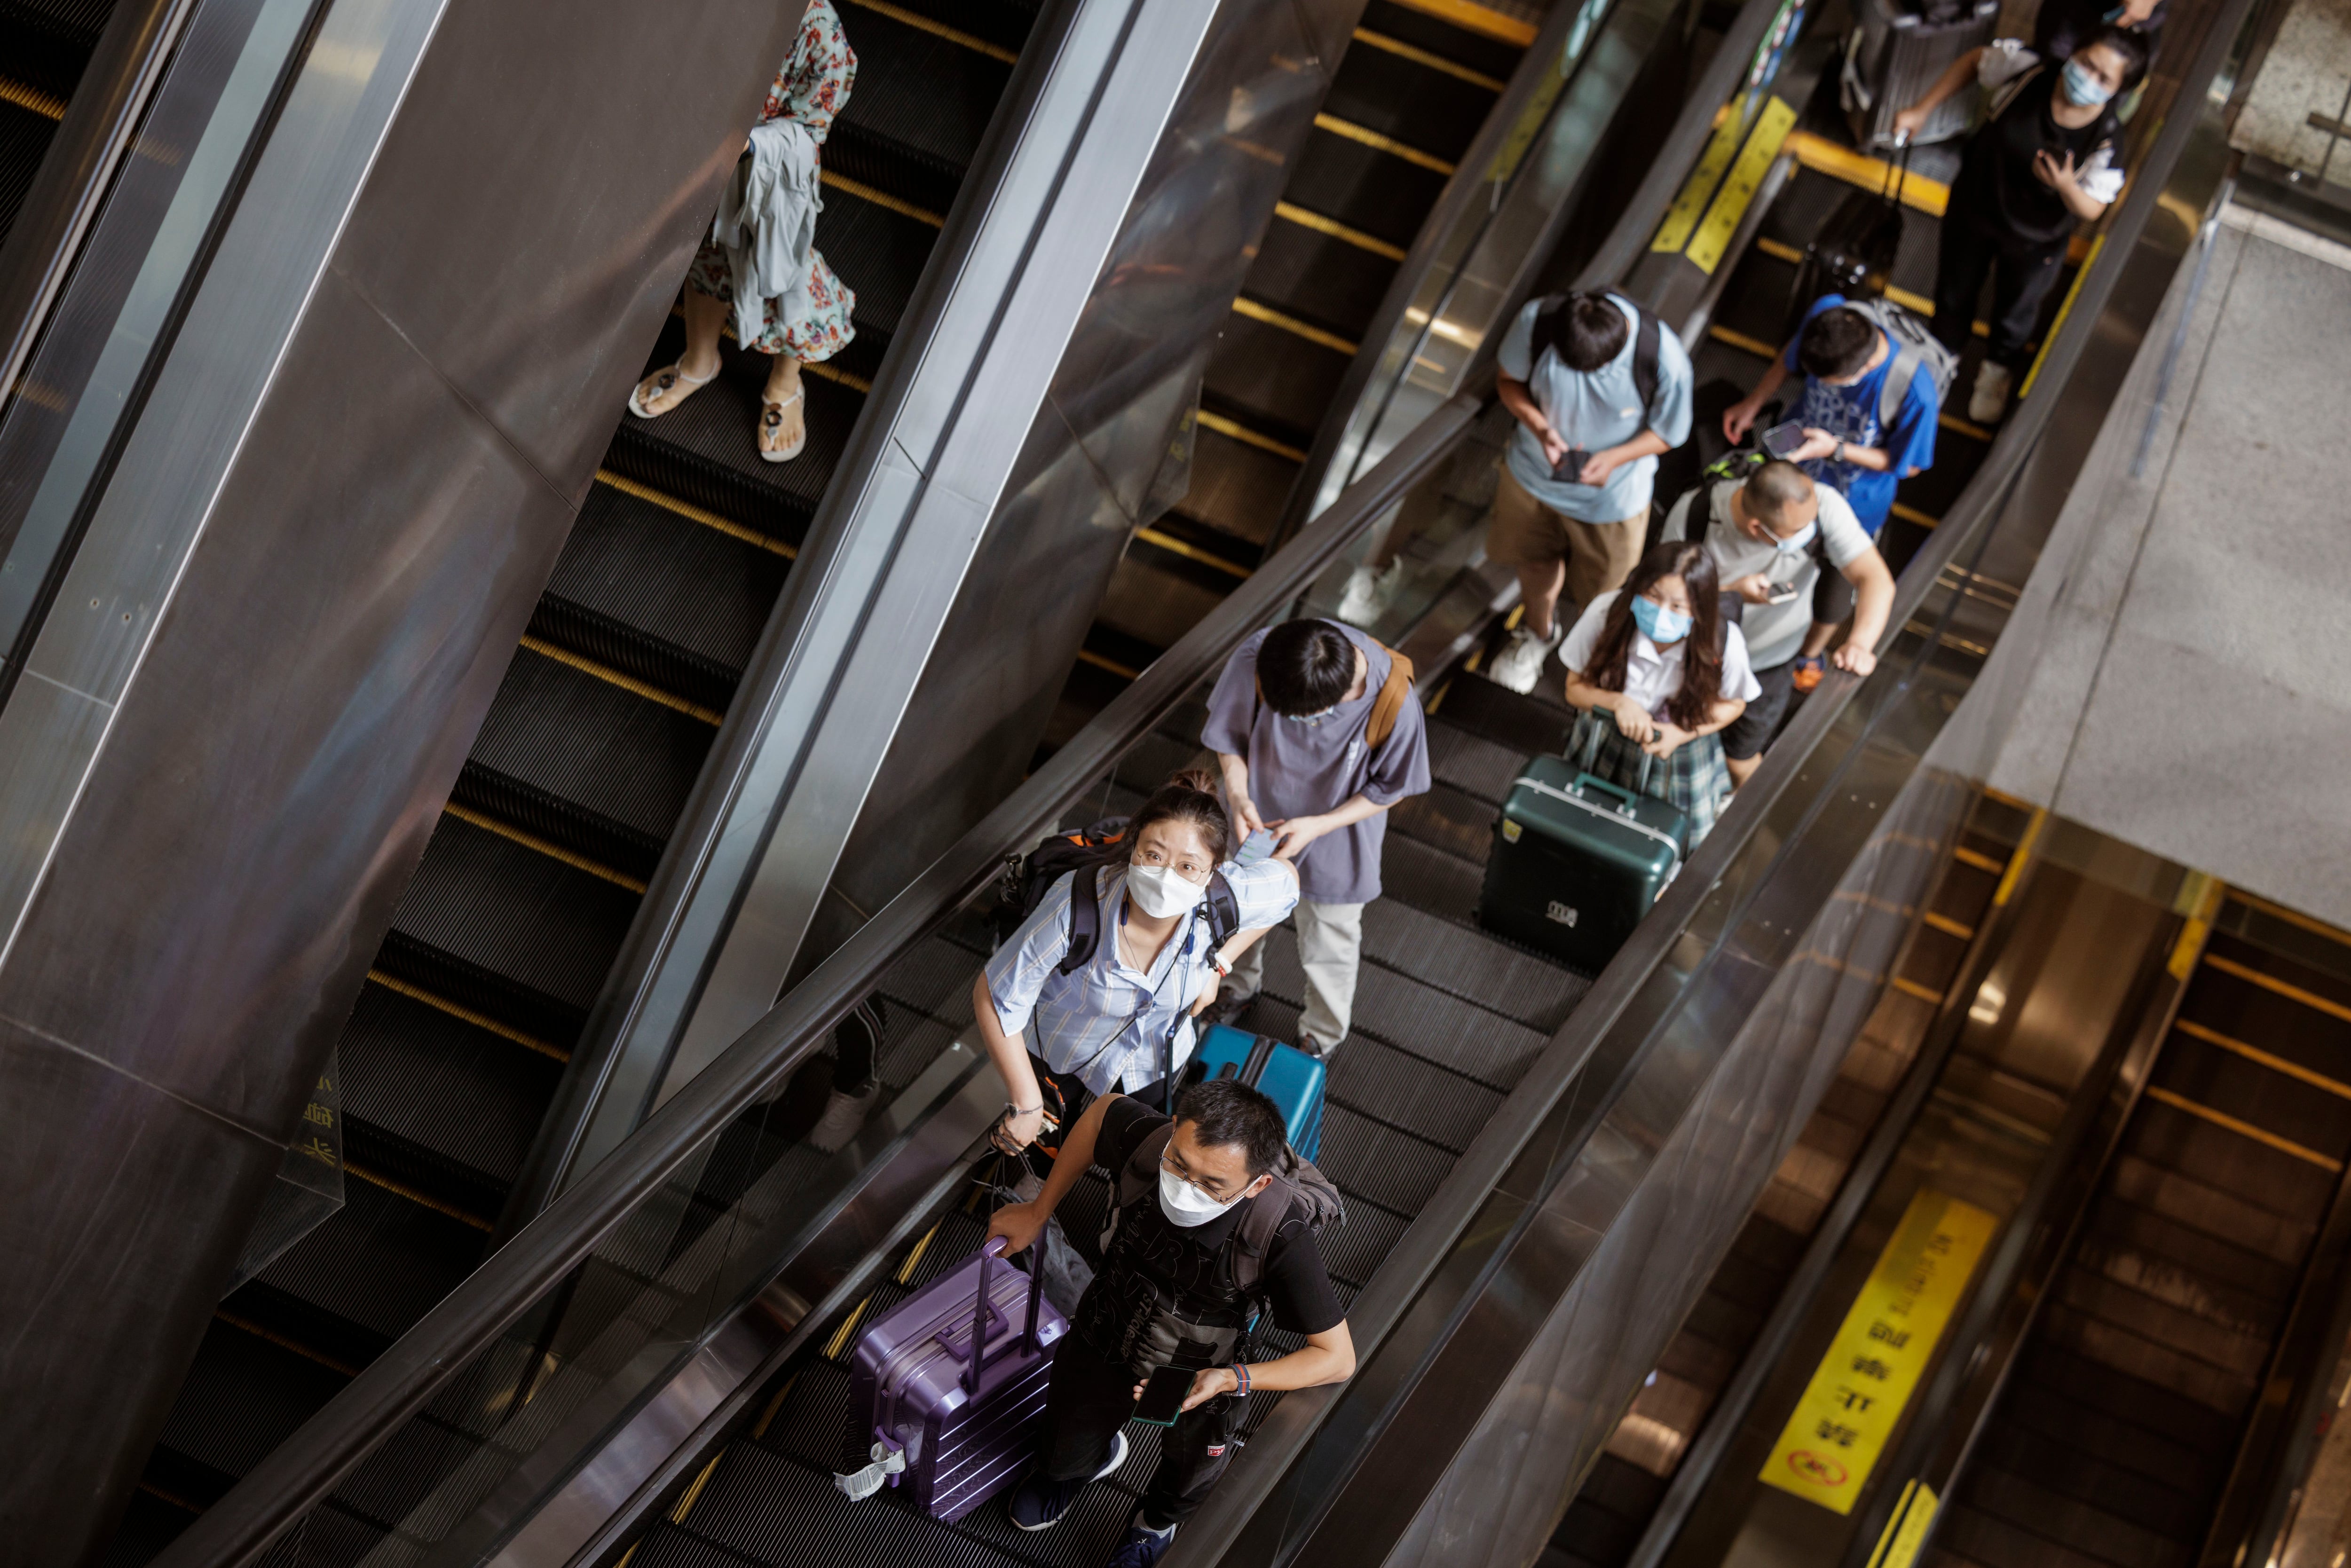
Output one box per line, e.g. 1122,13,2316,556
1997,1382,2215,1494
1204,314,1349,444
1934,1499,2148,1568
828,1,1013,217
1958,1465,2194,1568
98,1492,197,1568
327,1410,496,1541
2151,1032,2351,1165
2122,1100,2338,1231
1380,832,1486,927
2033,1299,2255,1419
813,184,940,347
2048,1263,2272,1384
1426,719,1539,804
1390,780,1499,865
1280,128,1449,250
2102,1150,2317,1267
1318,1103,1455,1216
1359,0,1523,80
1095,550,1244,657
1254,928,1553,1090
12,0,115,49
2073,1204,2292,1338
1322,40,1497,164
1317,1193,1412,1291
381,814,641,1046
1969,1421,2209,1541
2017,1339,2241,1458
2180,938,2351,1056
1434,676,1577,757
876,932,992,1025
151,1320,349,1495
1363,896,1587,1032
1176,429,1298,548
338,983,559,1209
1110,725,1206,800
538,481,789,712
0,100,57,252
459,647,714,875
237,1177,489,1352
1326,1033,1504,1155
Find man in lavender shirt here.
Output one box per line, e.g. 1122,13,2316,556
1201,619,1432,1056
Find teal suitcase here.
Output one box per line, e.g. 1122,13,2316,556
1187,1023,1325,1161
1475,752,1688,969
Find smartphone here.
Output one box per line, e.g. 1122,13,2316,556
1759,420,1808,461
1552,446,1593,483
1234,827,1277,867
1766,582,1803,606
1133,1363,1198,1426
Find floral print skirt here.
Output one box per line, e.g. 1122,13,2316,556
685,239,856,363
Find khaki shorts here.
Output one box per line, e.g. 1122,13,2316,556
1488,465,1648,607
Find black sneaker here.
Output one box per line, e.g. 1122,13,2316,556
1008,1431,1127,1531
1105,1517,1178,1567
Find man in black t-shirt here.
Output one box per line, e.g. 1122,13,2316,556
987,1080,1354,1568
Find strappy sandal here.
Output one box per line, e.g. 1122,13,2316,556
627,362,715,420
758,387,806,463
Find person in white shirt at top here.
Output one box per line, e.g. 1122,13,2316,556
1664,461,1894,787
1479,291,1695,693
1555,542,1760,844
1894,28,2142,424
974,771,1298,1163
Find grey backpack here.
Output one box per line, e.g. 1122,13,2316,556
1844,295,1956,429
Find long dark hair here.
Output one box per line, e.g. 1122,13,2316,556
1100,768,1231,867
1581,543,1724,731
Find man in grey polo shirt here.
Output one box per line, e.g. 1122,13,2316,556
1486,290,1695,693
1664,460,1895,784
1202,618,1432,1057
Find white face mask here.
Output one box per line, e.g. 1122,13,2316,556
1127,862,1207,919
1158,1166,1247,1227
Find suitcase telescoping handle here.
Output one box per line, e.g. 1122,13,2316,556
1573,773,1647,812
965,1233,1052,1394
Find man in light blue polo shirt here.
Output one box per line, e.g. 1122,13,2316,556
1486,290,1695,693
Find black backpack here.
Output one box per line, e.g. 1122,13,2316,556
999,817,1240,977
1530,289,1664,412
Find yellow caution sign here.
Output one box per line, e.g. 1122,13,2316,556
1865,1479,1938,1568
1760,1189,1997,1514
1652,104,1748,256
1688,95,1797,274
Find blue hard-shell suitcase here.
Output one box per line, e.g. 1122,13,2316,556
1190,1023,1325,1162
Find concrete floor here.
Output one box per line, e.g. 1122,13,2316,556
1970,197,2351,931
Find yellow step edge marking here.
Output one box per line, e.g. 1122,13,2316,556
897,1221,943,1285
596,468,795,558
1785,131,1948,217
826,1296,876,1361
1075,647,1143,680
1992,808,2045,907
2204,954,2351,1028
1195,410,1306,463
1890,502,1940,530
1275,200,1409,261
1231,296,1358,356
1688,97,1797,275
442,804,647,894
2228,890,2351,949
215,1311,363,1377
670,1450,727,1523
847,0,1018,63
367,969,570,1062
1891,976,1944,1005
2175,1018,2351,1102
1136,527,1252,579
822,169,943,228
2143,1086,2343,1171
1350,27,1509,90
1921,912,1975,940
1951,846,2005,874
139,1483,205,1514
1707,323,1779,360
1389,0,1538,46
347,1158,496,1230
2170,872,2225,978
1940,412,1995,442
0,76,66,120
804,359,872,394
519,635,726,725
752,1372,800,1439
1313,113,1456,175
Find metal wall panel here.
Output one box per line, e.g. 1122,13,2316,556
0,0,803,1557
804,0,1365,965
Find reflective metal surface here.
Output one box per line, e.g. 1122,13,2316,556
0,0,809,1557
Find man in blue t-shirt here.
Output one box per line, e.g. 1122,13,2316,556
1721,296,1936,687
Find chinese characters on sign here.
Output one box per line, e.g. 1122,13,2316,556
1760,1189,1998,1514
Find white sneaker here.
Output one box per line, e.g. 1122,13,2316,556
1967,360,2012,425
1486,623,1560,694
808,1082,880,1154
1336,559,1406,626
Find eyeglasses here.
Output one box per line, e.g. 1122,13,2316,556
1159,1148,1239,1204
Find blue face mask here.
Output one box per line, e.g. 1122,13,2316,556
2062,58,2115,106
1630,594,1692,646
1281,704,1337,724
1773,519,1819,556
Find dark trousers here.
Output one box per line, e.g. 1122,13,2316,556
1933,211,2069,369
1038,1330,1242,1529
1020,1052,1169,1182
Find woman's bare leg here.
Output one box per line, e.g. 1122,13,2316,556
631,288,730,417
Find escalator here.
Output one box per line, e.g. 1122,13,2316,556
1049,0,1539,743
1930,901,2351,1568
110,2,1048,1559
0,0,108,250
604,654,1598,1568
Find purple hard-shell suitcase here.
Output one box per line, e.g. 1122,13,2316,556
839,1235,1069,1521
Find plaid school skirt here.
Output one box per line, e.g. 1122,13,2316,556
1567,709,1733,845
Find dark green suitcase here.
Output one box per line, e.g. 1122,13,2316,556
1475,752,1689,969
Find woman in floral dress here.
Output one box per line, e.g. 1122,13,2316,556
628,0,857,462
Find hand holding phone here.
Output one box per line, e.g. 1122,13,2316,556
1759,420,1809,461
1553,446,1594,484
1766,581,1803,605
1133,1363,1205,1425
1233,827,1277,867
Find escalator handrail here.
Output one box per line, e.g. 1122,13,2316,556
150,385,1484,1568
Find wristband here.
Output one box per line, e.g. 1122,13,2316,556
1006,1102,1042,1118
1832,440,1846,465
1211,955,1231,978
1234,1363,1250,1397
